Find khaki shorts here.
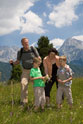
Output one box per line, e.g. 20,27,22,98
34,87,46,107
21,69,30,104
56,86,73,105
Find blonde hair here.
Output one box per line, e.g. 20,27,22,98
33,57,40,63
59,55,67,61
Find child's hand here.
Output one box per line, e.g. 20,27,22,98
62,80,67,84
40,77,45,80
45,75,50,81
58,79,63,83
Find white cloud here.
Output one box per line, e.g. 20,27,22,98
50,38,64,49
20,11,45,34
72,35,83,41
0,0,45,36
47,0,82,28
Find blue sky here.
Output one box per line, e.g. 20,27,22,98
0,0,83,49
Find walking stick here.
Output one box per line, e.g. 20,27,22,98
10,80,14,116
10,63,14,116
0,72,1,82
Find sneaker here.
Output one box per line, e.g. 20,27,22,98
34,107,39,112
41,108,45,112
20,102,24,106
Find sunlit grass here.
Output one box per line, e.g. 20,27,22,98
0,78,83,124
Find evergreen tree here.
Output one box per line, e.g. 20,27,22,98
37,36,53,59
10,64,22,82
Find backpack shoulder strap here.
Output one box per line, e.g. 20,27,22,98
30,46,34,52
20,47,23,58
19,46,39,58
30,46,39,57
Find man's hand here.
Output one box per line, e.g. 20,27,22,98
9,60,14,66
9,60,20,65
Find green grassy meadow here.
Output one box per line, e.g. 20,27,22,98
0,78,83,124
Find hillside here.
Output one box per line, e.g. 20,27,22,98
0,78,83,124
69,64,83,77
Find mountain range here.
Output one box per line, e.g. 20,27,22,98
59,38,83,65
0,46,19,62
0,46,20,81
0,38,83,81
58,38,83,78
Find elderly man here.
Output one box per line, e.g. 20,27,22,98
9,38,41,106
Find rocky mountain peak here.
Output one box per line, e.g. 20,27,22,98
0,46,19,62
61,38,83,49
59,38,83,63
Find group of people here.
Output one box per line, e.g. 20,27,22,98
9,37,73,112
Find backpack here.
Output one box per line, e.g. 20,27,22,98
20,46,38,58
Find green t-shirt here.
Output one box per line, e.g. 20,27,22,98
30,68,45,87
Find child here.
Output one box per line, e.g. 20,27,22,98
30,57,46,111
56,56,73,109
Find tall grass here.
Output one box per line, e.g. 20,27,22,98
0,78,83,124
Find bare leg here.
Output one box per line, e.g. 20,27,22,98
41,105,45,111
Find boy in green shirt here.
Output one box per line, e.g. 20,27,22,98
30,57,46,111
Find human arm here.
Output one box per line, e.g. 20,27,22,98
57,78,63,84
55,55,60,68
57,76,72,85
30,68,46,81
43,58,49,75
61,76,72,84
31,46,42,63
65,64,70,71
30,76,45,81
9,59,20,65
